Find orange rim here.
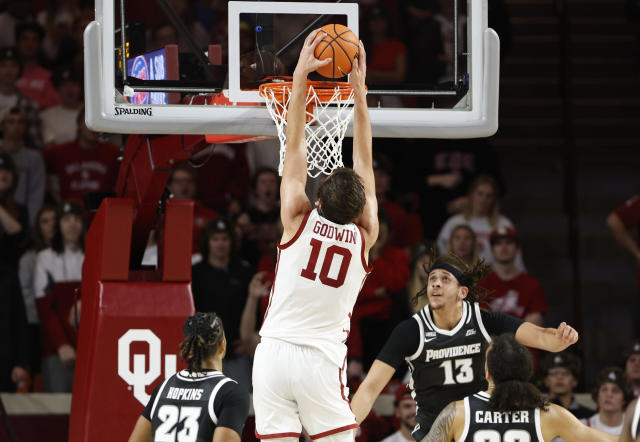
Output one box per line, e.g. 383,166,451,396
259,80,353,104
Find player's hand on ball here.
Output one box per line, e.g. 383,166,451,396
294,29,332,77
349,41,367,97
554,322,578,351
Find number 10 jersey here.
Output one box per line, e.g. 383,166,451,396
259,209,371,367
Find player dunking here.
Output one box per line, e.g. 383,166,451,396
252,29,377,441
128,313,250,442
424,333,615,442
351,250,579,440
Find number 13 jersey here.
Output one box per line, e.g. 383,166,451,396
259,209,371,367
408,301,491,435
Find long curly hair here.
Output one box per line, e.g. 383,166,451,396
487,334,549,412
412,246,492,306
179,312,225,373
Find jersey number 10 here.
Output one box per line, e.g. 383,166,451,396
301,239,352,288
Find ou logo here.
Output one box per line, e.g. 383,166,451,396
118,329,177,405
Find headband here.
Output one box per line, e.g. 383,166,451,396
429,262,470,287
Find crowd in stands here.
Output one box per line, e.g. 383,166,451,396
0,0,639,441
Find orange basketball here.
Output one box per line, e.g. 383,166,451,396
314,24,359,79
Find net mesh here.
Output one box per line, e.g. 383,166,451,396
260,81,355,178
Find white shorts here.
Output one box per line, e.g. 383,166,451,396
252,338,358,440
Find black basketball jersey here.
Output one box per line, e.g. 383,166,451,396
461,391,543,442
632,399,640,440
142,369,249,442
407,301,491,438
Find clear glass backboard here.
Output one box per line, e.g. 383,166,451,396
84,0,499,138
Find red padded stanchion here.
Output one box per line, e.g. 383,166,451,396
69,198,195,442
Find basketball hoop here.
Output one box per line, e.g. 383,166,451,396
259,79,356,178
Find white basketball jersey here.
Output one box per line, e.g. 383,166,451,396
259,209,371,367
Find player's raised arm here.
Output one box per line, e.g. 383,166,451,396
543,403,617,442
515,321,579,353
350,41,378,249
280,30,331,239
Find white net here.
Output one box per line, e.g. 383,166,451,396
260,82,355,178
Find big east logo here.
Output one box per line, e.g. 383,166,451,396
118,329,177,405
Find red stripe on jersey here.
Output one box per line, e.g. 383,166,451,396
255,429,302,439
309,424,359,440
338,355,350,404
278,210,311,250
356,225,372,273
261,248,281,325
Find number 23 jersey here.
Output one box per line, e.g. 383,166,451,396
142,370,249,442
259,209,371,367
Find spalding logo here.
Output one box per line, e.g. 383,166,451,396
118,329,177,405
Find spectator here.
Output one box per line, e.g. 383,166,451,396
407,240,436,312
352,209,410,369
373,153,422,251
40,66,83,146
0,0,33,47
417,139,504,239
0,106,46,225
606,195,640,336
399,0,444,86
167,163,219,254
191,218,254,388
15,23,60,110
37,0,76,64
361,6,407,107
44,109,120,204
437,174,524,269
238,271,272,358
18,204,56,384
0,152,29,268
245,167,280,263
446,224,477,265
542,352,594,420
380,384,417,442
481,227,548,325
624,340,640,397
195,143,251,213
34,201,85,392
0,47,44,150
434,0,467,83
0,265,28,392
581,367,631,436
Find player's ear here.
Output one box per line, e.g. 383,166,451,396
315,199,321,207
458,285,469,300
219,337,227,359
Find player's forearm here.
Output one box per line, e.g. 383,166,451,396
352,92,372,171
350,385,377,424
515,322,569,353
606,212,640,258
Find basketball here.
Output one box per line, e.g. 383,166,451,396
314,24,359,79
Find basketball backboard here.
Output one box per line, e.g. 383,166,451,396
84,0,499,138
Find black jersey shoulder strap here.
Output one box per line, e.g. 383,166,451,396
534,408,544,441
149,376,173,420
471,302,492,343
632,400,640,440
207,377,237,424
406,312,426,362
459,395,472,441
